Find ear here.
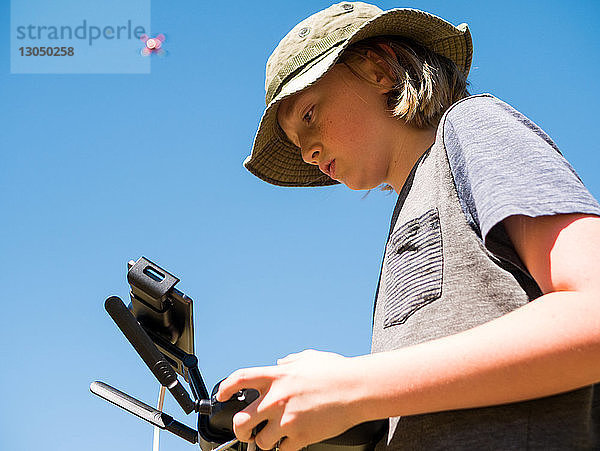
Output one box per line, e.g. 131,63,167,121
361,49,395,92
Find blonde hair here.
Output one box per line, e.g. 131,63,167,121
340,36,470,128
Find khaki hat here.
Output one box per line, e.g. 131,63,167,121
244,1,472,187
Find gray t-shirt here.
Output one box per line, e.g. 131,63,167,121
372,94,600,450
445,94,600,272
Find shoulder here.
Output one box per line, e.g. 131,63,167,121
444,93,502,116
442,93,521,123
441,94,536,134
437,94,600,243
439,93,562,157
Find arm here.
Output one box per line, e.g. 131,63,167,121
218,213,600,451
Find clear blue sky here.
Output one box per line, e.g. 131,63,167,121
1,1,599,450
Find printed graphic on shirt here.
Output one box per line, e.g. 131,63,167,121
383,208,443,328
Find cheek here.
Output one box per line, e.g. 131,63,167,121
320,105,371,154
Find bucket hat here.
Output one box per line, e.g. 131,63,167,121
244,2,472,187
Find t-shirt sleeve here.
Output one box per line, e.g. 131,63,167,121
443,94,600,270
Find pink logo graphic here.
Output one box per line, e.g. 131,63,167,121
140,33,165,56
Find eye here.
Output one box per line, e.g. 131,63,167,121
303,106,314,125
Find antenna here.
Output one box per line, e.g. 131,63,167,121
90,381,198,444
105,296,196,414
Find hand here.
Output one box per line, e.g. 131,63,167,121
216,349,366,451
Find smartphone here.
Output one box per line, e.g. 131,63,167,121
126,256,194,382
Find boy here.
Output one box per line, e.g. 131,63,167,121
218,3,600,449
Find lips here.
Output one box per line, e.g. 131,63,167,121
319,159,336,179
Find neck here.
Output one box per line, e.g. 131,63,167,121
385,123,437,194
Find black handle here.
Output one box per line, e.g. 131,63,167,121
104,296,195,414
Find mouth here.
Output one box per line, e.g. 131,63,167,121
329,160,336,179
319,159,336,179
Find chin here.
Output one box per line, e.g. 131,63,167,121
344,179,380,191
339,170,383,191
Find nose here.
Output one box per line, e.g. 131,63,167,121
300,142,321,165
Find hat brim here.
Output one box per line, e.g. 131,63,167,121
244,8,473,187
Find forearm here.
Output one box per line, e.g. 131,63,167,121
350,290,600,423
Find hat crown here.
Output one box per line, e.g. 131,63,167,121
264,2,381,105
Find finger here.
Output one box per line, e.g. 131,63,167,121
254,420,283,451
217,367,274,402
232,398,266,442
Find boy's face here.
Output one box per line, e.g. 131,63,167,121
277,63,398,190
